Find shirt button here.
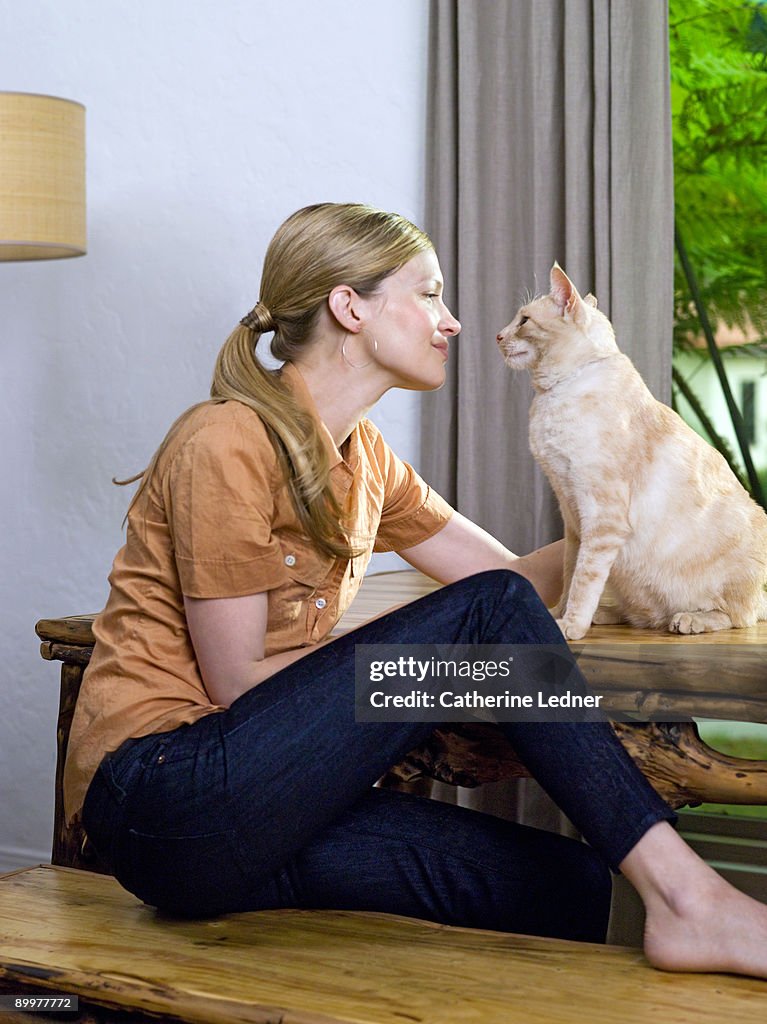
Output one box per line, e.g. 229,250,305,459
315,597,327,610
284,554,296,567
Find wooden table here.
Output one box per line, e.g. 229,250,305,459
341,572,767,801
36,571,767,873
337,571,767,719
1,864,765,1024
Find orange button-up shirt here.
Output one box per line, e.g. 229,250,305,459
63,362,453,823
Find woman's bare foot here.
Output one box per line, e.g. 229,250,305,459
642,860,767,976
620,821,767,978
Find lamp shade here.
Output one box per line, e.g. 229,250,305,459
0,92,86,261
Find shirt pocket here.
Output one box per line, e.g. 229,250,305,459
268,539,335,633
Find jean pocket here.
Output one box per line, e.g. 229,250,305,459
123,827,249,917
95,733,166,806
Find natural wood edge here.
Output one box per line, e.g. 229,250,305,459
613,720,767,807
0,864,50,881
40,641,92,666
36,615,96,646
602,692,767,724
0,975,190,1024
387,721,767,811
0,959,362,1024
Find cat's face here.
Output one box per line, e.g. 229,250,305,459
496,293,565,371
496,265,614,381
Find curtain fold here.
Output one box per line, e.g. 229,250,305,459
424,0,673,554
422,0,674,827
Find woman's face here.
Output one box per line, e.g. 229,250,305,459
363,249,461,391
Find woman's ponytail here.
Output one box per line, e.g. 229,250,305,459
211,314,353,559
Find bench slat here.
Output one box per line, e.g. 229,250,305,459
0,866,765,1024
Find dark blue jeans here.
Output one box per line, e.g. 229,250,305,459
82,570,675,942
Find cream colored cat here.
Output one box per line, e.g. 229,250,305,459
496,264,767,640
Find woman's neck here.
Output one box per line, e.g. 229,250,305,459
289,353,388,449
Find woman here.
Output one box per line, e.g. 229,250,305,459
65,203,767,976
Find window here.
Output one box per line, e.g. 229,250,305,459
741,380,756,445
670,0,767,827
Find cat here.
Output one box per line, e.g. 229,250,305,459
496,264,767,641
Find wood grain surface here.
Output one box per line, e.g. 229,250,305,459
1,866,766,1024
335,572,767,718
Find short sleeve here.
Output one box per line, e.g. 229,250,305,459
370,429,454,553
163,411,287,598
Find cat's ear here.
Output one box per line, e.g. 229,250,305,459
584,293,598,309
550,264,582,319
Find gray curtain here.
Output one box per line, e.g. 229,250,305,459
422,0,674,829
424,0,673,553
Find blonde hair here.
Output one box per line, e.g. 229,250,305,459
117,202,434,558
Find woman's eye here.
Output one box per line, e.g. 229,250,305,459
425,293,438,300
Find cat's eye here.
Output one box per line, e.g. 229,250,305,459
519,315,529,326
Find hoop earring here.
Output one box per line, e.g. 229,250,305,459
341,332,378,369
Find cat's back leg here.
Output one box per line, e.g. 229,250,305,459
668,609,733,634
669,583,763,633
668,553,767,633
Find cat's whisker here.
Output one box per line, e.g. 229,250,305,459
519,286,541,308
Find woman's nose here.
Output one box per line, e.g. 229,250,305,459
442,311,461,336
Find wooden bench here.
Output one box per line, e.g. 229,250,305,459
36,570,767,872
1,864,765,1024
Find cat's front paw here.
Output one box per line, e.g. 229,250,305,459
555,617,589,641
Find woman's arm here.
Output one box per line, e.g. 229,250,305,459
397,511,564,609
185,515,564,706
183,593,332,707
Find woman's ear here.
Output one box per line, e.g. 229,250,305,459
328,284,364,333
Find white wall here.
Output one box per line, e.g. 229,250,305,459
675,350,767,475
0,0,429,872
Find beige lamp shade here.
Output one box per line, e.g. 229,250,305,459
0,92,86,261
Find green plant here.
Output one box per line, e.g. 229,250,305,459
670,1,767,502
671,0,767,345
